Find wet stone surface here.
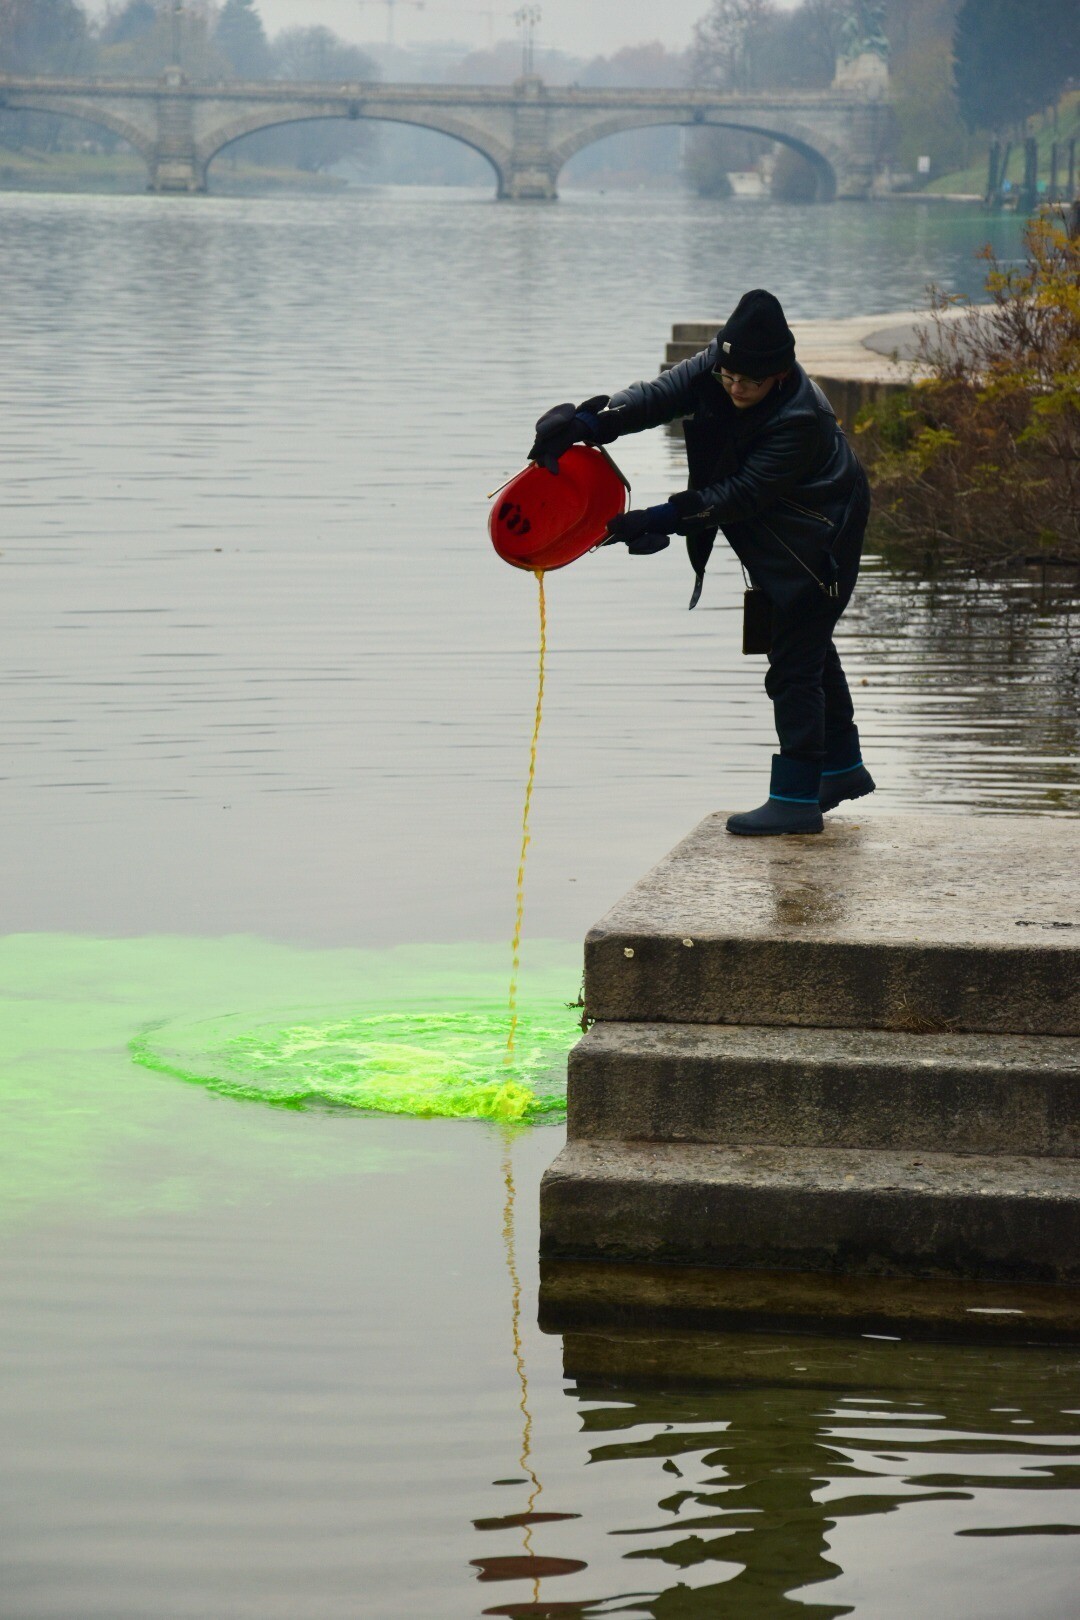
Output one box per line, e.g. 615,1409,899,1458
585,814,1080,1034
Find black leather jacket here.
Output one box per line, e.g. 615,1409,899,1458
608,345,870,610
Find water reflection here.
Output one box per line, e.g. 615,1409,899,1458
474,1136,572,1605
491,1329,1080,1618
844,564,1080,816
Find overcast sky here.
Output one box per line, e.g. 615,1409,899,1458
179,1,798,60
76,1,805,62
254,2,722,57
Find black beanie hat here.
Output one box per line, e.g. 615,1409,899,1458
715,289,796,380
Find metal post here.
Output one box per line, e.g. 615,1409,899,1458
986,140,1000,206
169,1,182,68
1021,135,1038,213
1049,141,1059,203
997,140,1012,208
514,6,541,78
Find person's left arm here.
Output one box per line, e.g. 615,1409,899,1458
605,409,821,548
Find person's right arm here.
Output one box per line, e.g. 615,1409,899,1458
528,343,717,470
606,342,717,431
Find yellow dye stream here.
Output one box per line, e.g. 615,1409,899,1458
507,570,547,1059
501,1135,544,1606
123,573,566,1126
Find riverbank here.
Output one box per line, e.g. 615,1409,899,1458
925,89,1080,200
0,143,346,195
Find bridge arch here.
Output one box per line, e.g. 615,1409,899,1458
0,93,154,162
550,111,840,203
199,104,512,196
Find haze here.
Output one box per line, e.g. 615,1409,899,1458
253,1,720,56
86,0,799,59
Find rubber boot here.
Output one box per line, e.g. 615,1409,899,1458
820,731,875,813
727,755,823,836
822,732,874,816
820,763,875,812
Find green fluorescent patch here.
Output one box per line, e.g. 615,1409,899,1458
0,935,582,1228
131,1004,574,1122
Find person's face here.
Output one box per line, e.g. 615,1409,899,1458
715,368,779,409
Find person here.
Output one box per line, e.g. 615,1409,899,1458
527,288,875,836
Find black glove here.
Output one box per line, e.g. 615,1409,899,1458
604,489,711,556
528,394,612,474
602,504,676,555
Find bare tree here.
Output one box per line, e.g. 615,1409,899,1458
796,0,849,82
691,0,778,92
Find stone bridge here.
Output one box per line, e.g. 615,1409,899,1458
0,71,889,201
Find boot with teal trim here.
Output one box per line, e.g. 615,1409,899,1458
727,755,824,836
820,728,875,813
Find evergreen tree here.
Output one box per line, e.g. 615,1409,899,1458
215,0,271,80
0,0,90,73
0,0,91,150
953,0,1079,133
99,1,157,47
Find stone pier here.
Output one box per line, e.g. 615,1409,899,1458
539,815,1080,1342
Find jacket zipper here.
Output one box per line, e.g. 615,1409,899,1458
760,520,839,599
779,496,831,526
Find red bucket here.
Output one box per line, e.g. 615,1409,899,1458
489,446,629,572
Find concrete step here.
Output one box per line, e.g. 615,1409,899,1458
568,1021,1080,1157
585,814,1080,1037
665,341,705,366
541,1268,1080,1346
671,321,718,344
539,1139,1080,1284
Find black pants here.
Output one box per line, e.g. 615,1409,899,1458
742,471,869,769
765,599,858,767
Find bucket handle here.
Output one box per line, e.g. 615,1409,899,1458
487,444,631,505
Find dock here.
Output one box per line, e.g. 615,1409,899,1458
539,814,1080,1343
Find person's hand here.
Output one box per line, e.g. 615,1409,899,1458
528,394,611,474
602,505,675,554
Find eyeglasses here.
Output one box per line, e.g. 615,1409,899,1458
713,369,770,391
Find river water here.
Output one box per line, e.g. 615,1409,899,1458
1,186,1078,1619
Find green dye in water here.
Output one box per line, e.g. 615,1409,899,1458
130,1003,573,1123
0,936,581,1228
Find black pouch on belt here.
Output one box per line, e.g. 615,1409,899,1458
742,588,773,655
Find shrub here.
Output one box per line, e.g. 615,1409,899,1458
856,218,1080,572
